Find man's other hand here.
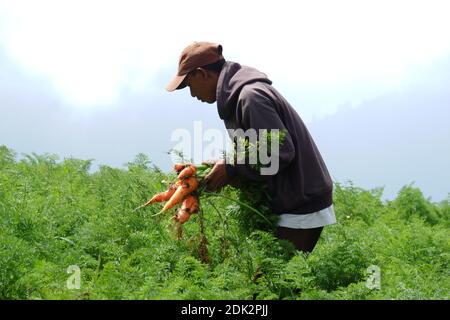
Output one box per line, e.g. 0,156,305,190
203,159,229,192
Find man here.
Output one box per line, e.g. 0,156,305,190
166,41,336,253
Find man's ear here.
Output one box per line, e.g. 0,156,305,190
197,67,208,80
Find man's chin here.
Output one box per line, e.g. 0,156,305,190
198,97,216,104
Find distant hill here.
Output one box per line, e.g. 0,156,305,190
308,55,450,202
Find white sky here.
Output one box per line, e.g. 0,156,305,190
1,0,450,118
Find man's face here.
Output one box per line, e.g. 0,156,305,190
185,68,218,104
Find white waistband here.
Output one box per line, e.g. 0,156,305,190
277,205,337,229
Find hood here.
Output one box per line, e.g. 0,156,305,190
216,61,272,120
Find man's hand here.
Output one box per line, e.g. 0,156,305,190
203,159,230,192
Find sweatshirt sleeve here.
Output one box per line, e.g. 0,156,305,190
225,85,296,182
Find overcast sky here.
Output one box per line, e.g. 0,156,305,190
1,0,449,202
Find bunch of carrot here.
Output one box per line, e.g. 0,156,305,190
134,163,210,225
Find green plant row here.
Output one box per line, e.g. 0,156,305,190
0,146,448,300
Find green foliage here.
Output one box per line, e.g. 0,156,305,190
231,129,287,173
0,233,36,299
391,183,442,225
0,147,448,300
307,230,370,291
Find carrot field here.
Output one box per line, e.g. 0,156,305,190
0,145,448,300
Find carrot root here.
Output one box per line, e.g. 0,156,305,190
178,165,196,180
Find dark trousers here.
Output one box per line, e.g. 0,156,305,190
276,226,323,253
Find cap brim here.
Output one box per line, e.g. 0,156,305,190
166,74,188,92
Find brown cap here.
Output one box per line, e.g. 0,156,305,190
166,42,224,92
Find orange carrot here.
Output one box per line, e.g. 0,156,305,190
177,164,196,180
173,208,191,224
134,182,178,211
181,176,199,194
178,210,191,224
171,195,199,223
190,200,199,214
159,176,199,213
145,186,176,205
174,163,186,172
133,183,179,212
182,194,199,214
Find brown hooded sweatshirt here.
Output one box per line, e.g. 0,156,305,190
216,61,333,215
